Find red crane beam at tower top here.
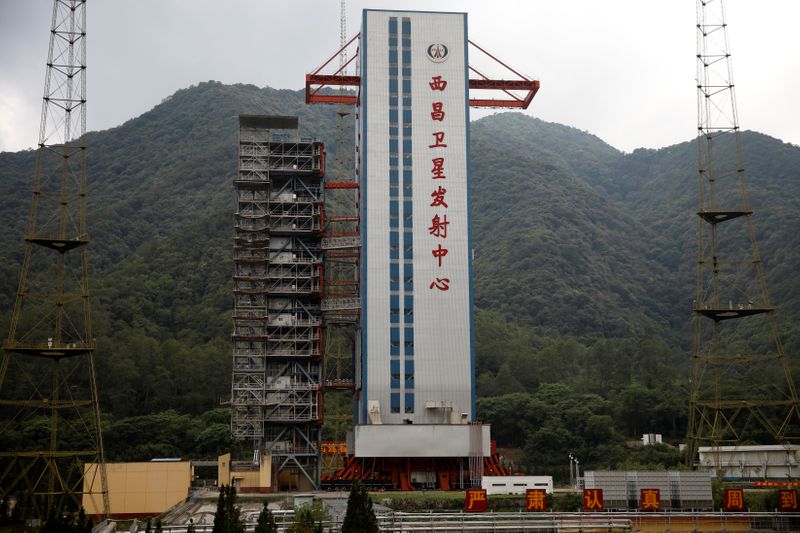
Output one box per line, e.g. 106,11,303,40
306,34,539,108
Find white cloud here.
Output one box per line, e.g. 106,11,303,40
0,83,38,153
1,1,799,152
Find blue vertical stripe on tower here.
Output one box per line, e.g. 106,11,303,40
388,17,401,414
400,16,414,415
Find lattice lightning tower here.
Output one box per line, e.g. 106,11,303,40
0,0,109,519
320,0,361,476
687,0,800,466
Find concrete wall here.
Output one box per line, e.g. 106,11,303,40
698,445,800,480
584,470,713,510
482,476,553,495
352,424,490,457
217,452,272,493
359,9,474,425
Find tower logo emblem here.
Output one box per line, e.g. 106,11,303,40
427,43,449,63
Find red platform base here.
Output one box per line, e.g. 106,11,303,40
322,452,509,491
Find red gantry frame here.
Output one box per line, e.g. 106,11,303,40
306,30,533,490
306,34,540,109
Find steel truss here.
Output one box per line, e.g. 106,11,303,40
687,0,800,467
305,34,540,109
232,116,324,489
317,21,361,475
0,0,109,520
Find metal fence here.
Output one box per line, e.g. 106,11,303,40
152,510,800,533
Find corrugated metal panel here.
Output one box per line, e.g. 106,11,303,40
584,471,713,510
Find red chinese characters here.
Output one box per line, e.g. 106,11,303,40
465,489,488,512
525,489,547,512
779,489,799,512
431,157,446,179
431,102,445,121
428,213,449,238
723,488,745,512
432,243,448,267
640,488,661,511
428,131,447,148
583,489,604,511
429,75,448,91
427,75,452,291
430,185,448,208
320,441,348,455
429,278,450,291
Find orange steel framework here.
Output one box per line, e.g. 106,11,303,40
307,24,535,489
318,1,361,478
321,444,509,491
306,35,540,109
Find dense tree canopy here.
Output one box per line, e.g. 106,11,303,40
1,82,799,474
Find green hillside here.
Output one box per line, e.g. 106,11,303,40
1,82,798,475
471,114,680,341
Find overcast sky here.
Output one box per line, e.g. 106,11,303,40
2,1,799,154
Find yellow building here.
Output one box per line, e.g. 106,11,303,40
83,460,192,519
218,452,272,493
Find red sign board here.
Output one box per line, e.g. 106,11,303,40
723,488,745,511
640,488,661,511
779,489,799,512
465,489,488,512
525,489,547,511
320,441,347,455
583,488,604,511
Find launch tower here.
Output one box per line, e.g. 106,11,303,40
231,116,324,490
306,9,539,489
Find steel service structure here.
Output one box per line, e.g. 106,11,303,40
302,9,539,489
231,116,325,490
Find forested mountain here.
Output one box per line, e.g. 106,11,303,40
471,114,679,341
1,81,799,475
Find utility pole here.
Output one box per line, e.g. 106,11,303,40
568,454,574,488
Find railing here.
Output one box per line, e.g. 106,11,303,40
379,512,631,531
154,511,800,532
321,297,361,311
321,236,361,249
264,348,321,357
4,340,95,354
268,255,319,264
267,317,321,326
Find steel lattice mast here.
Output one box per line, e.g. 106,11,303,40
687,0,800,467
320,0,360,477
0,0,109,519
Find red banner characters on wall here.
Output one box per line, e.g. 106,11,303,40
525,489,547,511
583,489,604,511
640,488,661,511
465,489,488,512
779,489,799,512
723,488,745,512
